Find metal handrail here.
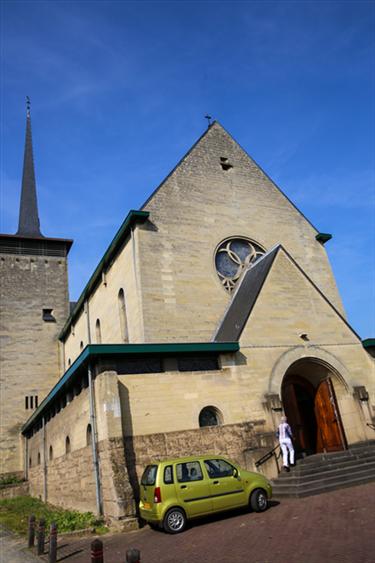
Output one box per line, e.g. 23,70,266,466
255,444,281,469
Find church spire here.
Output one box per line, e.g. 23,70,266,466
16,97,43,237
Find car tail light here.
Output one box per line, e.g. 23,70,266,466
154,487,162,503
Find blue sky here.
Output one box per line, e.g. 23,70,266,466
1,1,374,337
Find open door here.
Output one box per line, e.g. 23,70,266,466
314,378,346,452
282,376,317,455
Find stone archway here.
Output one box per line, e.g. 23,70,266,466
281,358,347,456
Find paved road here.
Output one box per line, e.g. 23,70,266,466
0,527,38,563
2,483,375,562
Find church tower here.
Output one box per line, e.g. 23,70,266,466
0,101,73,475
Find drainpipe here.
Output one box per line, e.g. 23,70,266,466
24,436,28,481
88,362,103,516
42,417,47,502
84,299,92,345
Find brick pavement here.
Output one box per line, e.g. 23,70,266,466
3,483,375,563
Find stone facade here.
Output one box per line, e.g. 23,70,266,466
3,119,374,522
26,368,270,520
0,482,29,499
0,252,69,474
60,123,345,363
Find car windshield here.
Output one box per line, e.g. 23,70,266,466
141,465,158,486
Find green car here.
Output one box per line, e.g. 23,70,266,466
139,455,272,533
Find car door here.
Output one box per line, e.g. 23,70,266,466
204,458,246,512
174,460,213,517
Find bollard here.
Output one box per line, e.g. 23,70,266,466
91,538,104,563
48,522,57,563
126,548,141,563
37,518,46,555
28,514,36,548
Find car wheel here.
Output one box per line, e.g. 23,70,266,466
250,489,268,512
163,507,187,534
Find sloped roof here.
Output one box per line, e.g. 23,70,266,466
21,341,239,435
17,105,42,237
213,244,362,343
213,245,280,342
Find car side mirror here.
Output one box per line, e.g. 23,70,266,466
233,468,238,478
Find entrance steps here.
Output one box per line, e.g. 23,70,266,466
271,440,375,498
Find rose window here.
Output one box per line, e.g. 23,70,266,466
215,237,266,292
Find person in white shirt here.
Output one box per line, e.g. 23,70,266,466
277,416,295,472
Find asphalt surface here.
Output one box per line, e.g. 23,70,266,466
2,482,375,563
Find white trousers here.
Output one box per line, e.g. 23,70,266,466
280,439,295,467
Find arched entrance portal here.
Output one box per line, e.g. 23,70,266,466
282,359,347,456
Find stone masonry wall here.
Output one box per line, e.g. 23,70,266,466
138,122,345,343
125,422,262,482
0,482,29,499
63,231,144,368
28,444,97,514
0,253,69,474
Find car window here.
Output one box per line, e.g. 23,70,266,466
176,461,203,482
141,464,158,486
164,465,174,484
204,459,235,478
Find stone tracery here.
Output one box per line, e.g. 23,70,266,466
215,237,266,292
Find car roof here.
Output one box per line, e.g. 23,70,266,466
147,455,231,465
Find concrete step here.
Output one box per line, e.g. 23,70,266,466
272,470,375,498
273,461,375,489
271,442,375,498
298,445,375,466
275,459,375,484
276,455,375,480
347,439,375,450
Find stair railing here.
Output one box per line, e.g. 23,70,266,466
255,444,281,473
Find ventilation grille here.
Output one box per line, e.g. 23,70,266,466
0,240,67,257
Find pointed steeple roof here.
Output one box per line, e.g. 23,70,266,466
16,98,43,237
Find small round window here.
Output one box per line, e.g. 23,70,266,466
215,237,265,293
199,406,222,427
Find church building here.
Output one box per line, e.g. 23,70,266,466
1,106,374,523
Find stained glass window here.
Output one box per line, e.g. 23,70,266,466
215,237,265,292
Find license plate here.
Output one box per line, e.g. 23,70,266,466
143,502,151,509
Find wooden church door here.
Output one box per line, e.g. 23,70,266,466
314,378,346,453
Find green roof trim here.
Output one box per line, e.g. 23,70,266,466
59,210,149,340
362,338,375,348
315,233,332,244
21,342,239,434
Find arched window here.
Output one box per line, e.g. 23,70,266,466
29,457,32,468
37,452,41,465
65,436,71,454
95,319,102,344
68,358,71,367
118,289,129,343
49,446,53,460
199,406,223,428
86,424,92,446
80,341,84,350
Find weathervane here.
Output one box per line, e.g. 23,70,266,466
204,114,212,127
